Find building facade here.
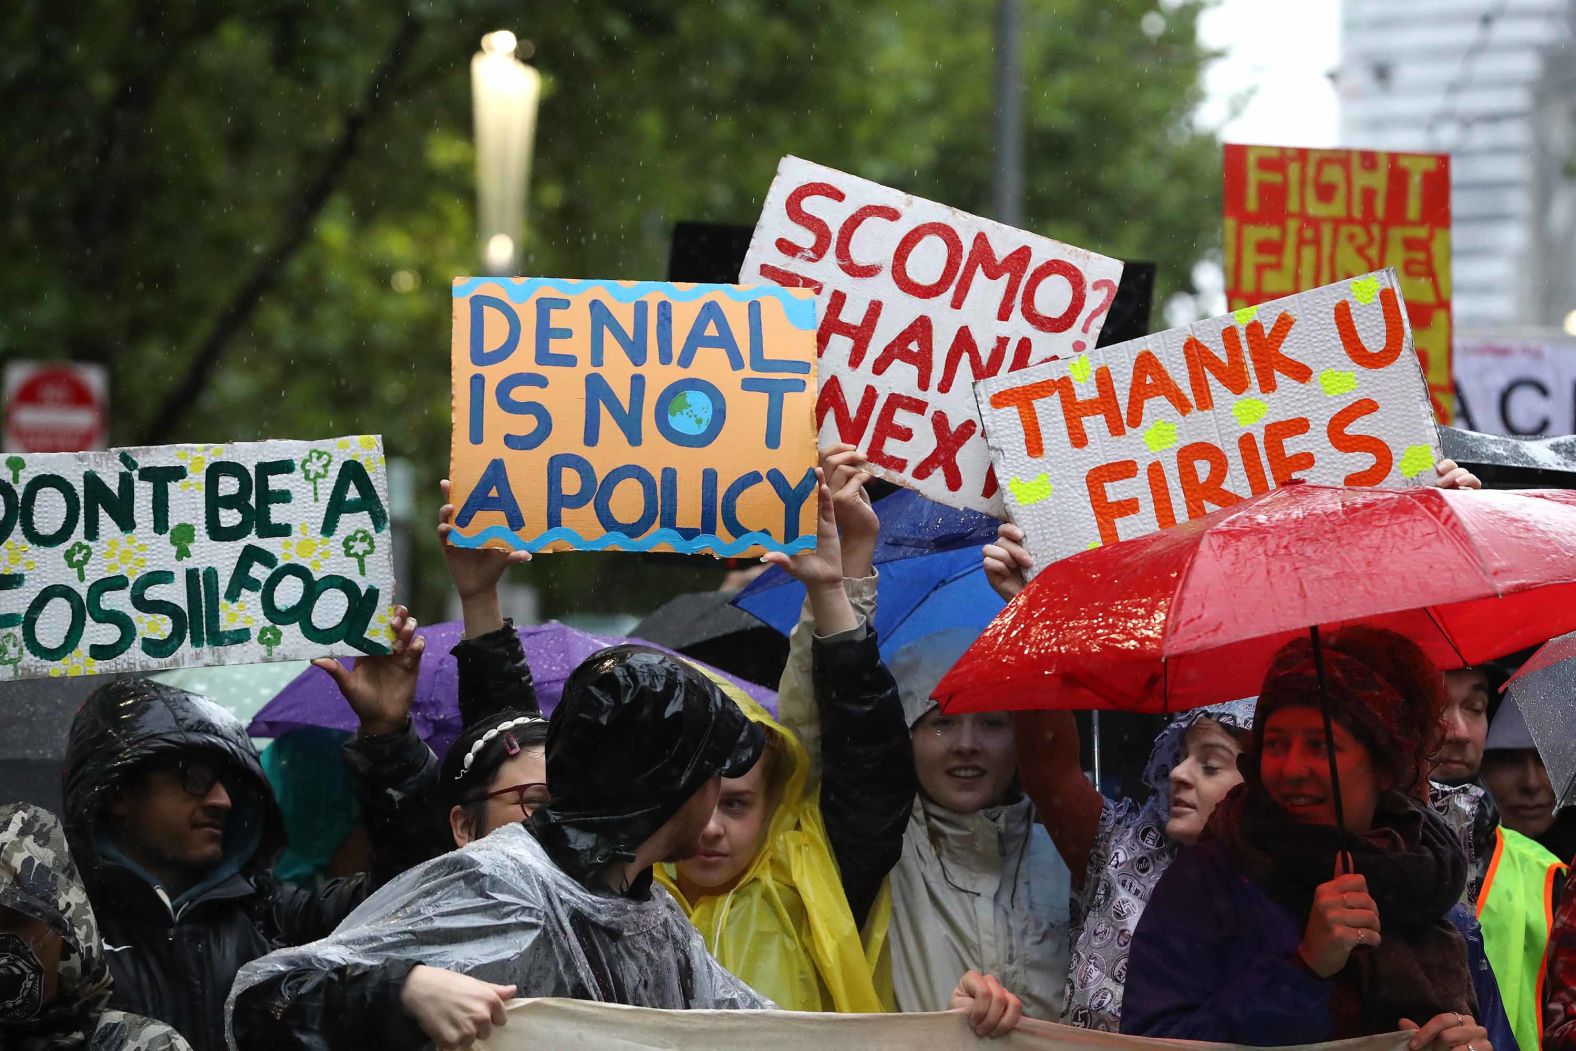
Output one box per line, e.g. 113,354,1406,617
1339,0,1576,330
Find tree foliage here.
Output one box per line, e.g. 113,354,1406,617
0,0,1221,619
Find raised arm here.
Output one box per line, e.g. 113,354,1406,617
764,460,915,926
1013,709,1104,890
772,445,880,782
984,522,1106,887
438,480,540,724
309,607,441,894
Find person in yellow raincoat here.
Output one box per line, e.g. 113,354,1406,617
655,467,917,1014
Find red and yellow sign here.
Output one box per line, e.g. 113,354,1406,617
1224,145,1451,422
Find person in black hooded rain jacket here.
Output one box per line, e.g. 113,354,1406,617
60,608,436,1051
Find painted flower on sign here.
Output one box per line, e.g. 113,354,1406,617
342,529,375,576
64,542,92,583
301,449,333,501
281,522,329,572
0,632,22,674
258,625,284,657
104,535,149,579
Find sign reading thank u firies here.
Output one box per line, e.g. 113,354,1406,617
449,277,820,558
0,437,397,681
977,270,1442,569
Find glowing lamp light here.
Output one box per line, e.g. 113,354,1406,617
472,31,540,275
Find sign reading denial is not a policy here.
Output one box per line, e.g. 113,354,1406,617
0,437,397,680
449,278,819,557
742,156,1124,516
976,270,1442,568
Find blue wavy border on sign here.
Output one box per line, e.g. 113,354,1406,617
447,524,816,556
451,277,817,331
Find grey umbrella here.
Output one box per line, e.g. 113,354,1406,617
1441,426,1576,489
1503,630,1576,811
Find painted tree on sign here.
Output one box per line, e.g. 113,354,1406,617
170,523,196,560
258,625,283,657
343,528,375,576
301,450,332,501
4,456,22,484
64,542,92,583
0,631,21,674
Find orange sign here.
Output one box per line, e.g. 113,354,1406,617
1224,144,1451,422
449,278,819,557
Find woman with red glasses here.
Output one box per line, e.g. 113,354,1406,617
438,712,549,847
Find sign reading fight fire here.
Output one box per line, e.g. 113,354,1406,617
449,278,819,557
742,156,1123,516
976,270,1441,567
0,437,397,681
1224,144,1452,422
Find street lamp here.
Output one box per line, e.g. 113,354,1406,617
472,30,541,275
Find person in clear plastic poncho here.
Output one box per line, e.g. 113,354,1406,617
227,643,774,1051
419,472,1021,1036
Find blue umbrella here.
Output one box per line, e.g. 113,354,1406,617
733,489,1004,658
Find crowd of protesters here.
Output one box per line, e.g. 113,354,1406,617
3,446,1576,1051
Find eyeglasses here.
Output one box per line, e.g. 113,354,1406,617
472,782,550,820
172,759,228,798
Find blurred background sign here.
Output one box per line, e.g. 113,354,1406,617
3,360,108,453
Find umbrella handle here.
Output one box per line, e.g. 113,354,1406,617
1309,626,1351,853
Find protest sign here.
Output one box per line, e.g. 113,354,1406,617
0,436,397,681
479,997,1411,1051
976,270,1441,567
1453,330,1576,438
741,156,1123,516
449,277,819,558
1224,143,1452,422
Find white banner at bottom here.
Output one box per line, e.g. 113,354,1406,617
477,998,1413,1051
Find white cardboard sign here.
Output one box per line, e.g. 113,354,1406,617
741,156,1123,516
975,269,1442,567
0,436,397,680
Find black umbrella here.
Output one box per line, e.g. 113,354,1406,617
632,591,789,689
0,675,102,812
1503,632,1576,811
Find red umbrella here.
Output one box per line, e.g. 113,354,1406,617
936,483,1576,717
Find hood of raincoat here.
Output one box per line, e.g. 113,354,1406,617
61,679,284,896
1063,697,1256,1031
528,645,765,887
892,629,976,728
890,790,1071,1019
656,670,890,1012
0,803,191,1051
224,820,769,1046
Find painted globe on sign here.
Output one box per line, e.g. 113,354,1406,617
665,389,715,436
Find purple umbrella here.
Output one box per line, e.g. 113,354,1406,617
248,620,778,759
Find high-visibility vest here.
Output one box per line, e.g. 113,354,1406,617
1477,825,1566,1051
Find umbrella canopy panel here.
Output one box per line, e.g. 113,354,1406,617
939,485,1576,715
1505,630,1576,810
248,620,777,758
632,591,788,687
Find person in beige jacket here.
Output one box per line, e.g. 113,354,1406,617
774,446,1072,1021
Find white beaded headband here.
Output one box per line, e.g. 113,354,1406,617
456,715,546,778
